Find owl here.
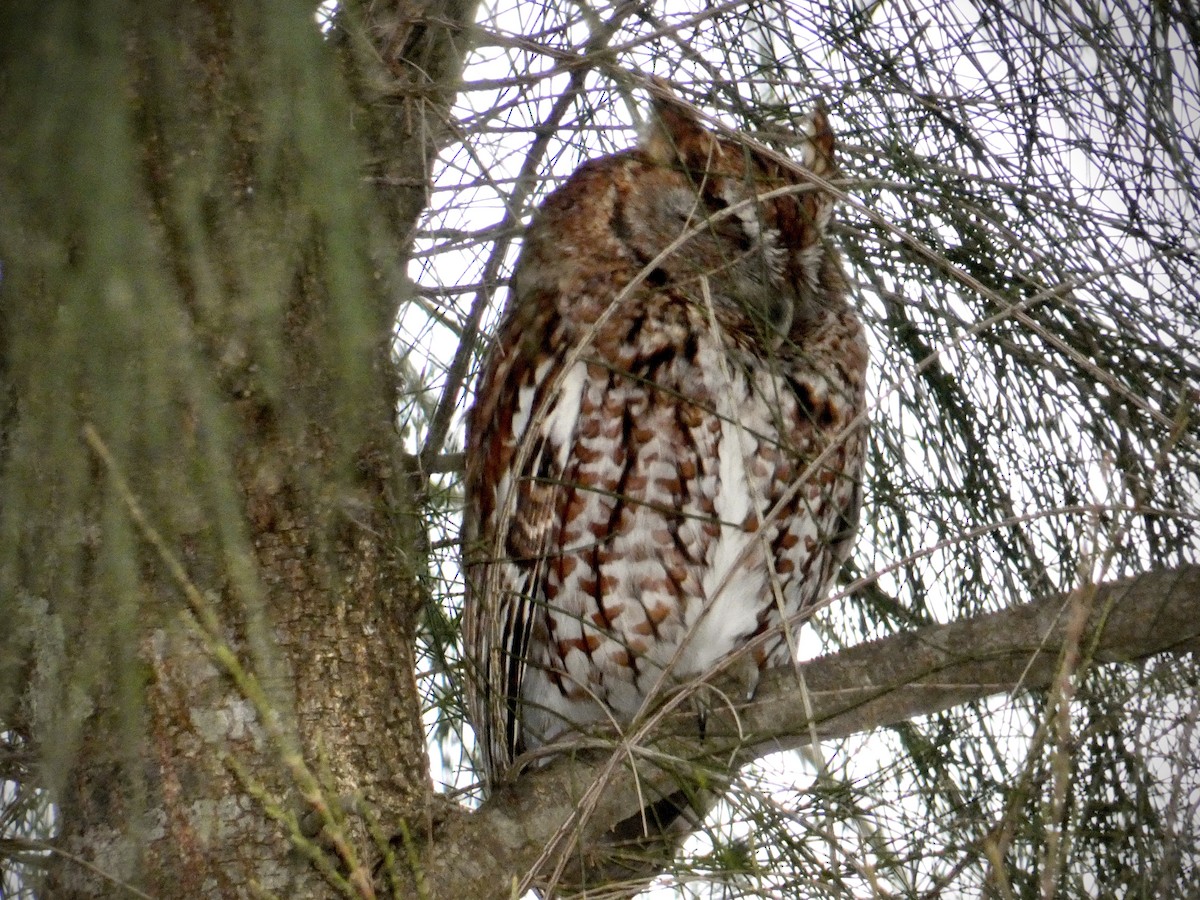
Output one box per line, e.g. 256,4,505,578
463,88,868,842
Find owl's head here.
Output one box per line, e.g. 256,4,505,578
640,89,836,187
511,85,848,348
629,85,846,344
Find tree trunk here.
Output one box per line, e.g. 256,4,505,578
0,1,475,896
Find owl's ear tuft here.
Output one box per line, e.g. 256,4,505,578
797,101,836,177
640,82,718,169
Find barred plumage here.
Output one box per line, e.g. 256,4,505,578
463,90,868,802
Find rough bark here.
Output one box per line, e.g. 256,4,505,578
0,1,476,897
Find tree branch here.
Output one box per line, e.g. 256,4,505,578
422,564,1200,898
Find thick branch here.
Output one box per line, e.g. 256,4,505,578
423,564,1200,898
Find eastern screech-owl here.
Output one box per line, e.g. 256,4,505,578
463,90,868,797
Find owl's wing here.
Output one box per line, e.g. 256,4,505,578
493,427,573,772
464,306,582,782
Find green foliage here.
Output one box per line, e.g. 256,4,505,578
0,1,399,890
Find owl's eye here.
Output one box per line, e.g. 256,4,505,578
645,267,669,287
666,191,698,223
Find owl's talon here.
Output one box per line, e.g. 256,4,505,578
738,656,762,703
693,695,709,740
745,674,759,703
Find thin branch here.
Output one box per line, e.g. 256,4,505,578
418,2,644,469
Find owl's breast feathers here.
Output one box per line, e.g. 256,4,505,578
464,100,867,784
